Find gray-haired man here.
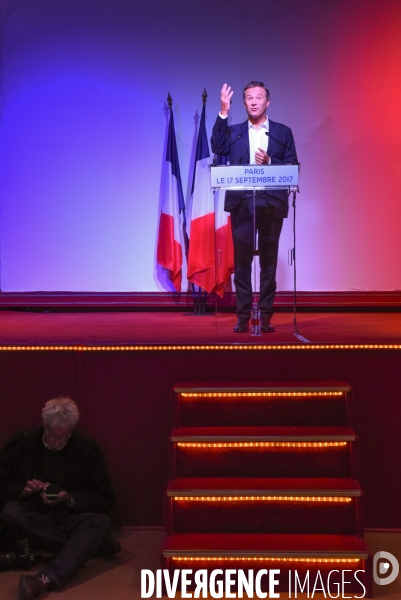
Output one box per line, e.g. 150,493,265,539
0,396,120,600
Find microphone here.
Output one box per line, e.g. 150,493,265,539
223,133,242,151
265,131,298,165
213,134,242,165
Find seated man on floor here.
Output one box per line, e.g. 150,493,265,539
0,396,120,600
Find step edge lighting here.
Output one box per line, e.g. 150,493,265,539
163,555,365,563
163,552,368,559
180,392,345,398
176,391,352,395
167,491,360,498
1,344,400,351
173,439,352,445
172,496,355,499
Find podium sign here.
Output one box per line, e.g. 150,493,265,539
210,164,299,190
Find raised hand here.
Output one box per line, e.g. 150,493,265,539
220,83,233,116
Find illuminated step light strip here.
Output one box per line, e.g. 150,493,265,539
176,442,348,449
173,496,352,503
181,391,344,398
171,556,361,564
0,344,400,351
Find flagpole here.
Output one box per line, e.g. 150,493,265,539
157,92,185,292
198,88,208,316
168,91,197,314
184,88,215,316
167,93,190,263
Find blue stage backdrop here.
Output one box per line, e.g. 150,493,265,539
1,0,401,293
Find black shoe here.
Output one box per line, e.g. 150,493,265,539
261,318,275,333
98,535,121,559
233,318,249,333
18,575,51,600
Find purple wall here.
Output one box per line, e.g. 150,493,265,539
1,0,401,292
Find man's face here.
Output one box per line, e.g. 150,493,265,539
243,86,270,122
44,424,71,450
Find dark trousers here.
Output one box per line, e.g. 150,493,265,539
2,501,111,589
231,200,283,320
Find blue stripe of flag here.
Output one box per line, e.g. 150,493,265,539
191,104,210,195
166,108,185,213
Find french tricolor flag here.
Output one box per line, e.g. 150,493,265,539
214,185,234,298
187,105,234,296
156,105,185,292
187,104,216,293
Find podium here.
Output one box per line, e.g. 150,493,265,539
210,163,307,340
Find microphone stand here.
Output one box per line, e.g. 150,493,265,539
265,133,310,344
289,187,310,344
250,185,261,336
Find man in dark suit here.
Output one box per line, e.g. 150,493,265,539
211,81,297,333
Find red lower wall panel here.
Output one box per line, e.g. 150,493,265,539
167,499,360,535
173,445,352,478
0,349,400,528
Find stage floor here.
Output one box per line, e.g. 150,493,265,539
1,310,401,346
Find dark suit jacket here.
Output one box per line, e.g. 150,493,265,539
211,115,297,217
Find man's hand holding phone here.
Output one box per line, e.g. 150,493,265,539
41,484,75,507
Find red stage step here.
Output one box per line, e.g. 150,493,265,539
173,382,352,427
162,533,372,596
164,382,372,595
169,426,358,478
165,478,363,536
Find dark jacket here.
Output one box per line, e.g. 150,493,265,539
211,115,297,217
0,427,115,514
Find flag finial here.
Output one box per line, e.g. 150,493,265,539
202,88,207,105
167,93,173,109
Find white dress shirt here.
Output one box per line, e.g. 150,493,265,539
248,119,269,165
218,113,271,164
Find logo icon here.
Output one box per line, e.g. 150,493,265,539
373,551,399,586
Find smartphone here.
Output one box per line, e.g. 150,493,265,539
45,484,60,499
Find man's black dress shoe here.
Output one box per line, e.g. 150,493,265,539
233,319,249,333
18,575,52,600
261,318,275,333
